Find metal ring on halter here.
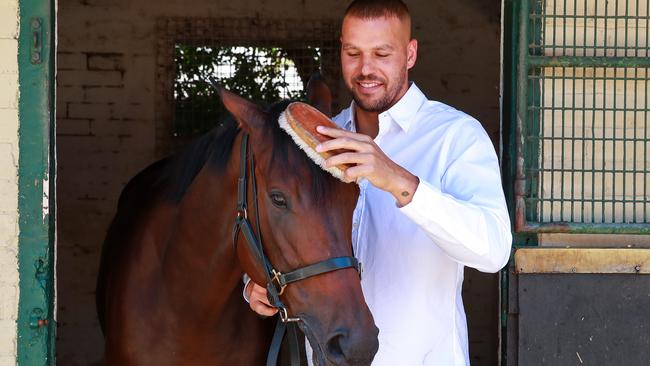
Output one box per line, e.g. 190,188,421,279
236,207,248,220
271,269,287,295
279,307,300,323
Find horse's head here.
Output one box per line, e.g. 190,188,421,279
217,76,378,366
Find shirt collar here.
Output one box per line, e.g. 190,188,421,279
341,82,426,133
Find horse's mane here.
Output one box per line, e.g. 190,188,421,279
158,100,335,204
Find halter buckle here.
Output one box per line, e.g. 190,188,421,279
271,269,287,295
279,307,300,323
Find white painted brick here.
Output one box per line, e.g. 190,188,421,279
0,355,15,366
0,74,18,109
0,319,16,356
0,215,18,249
0,0,18,39
0,109,18,145
0,40,17,75
0,285,17,320
0,143,18,177
0,2,20,362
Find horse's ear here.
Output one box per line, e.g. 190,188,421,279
306,72,332,118
215,84,267,134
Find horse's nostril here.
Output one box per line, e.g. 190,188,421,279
325,328,377,365
326,332,346,362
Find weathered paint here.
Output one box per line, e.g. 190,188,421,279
16,0,56,364
515,248,650,274
0,0,21,364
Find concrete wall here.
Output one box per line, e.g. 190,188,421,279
56,0,502,364
0,0,20,364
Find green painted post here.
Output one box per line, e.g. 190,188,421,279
16,0,56,364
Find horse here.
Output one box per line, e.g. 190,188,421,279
95,76,379,365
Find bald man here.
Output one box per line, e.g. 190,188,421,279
247,1,512,364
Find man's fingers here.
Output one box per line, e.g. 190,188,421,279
251,286,273,307
316,137,374,154
248,283,279,316
251,300,279,316
317,126,373,142
325,152,370,167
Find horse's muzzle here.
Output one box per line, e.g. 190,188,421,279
324,325,379,366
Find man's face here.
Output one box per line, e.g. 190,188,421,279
340,15,417,113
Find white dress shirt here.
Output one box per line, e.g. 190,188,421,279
306,83,512,365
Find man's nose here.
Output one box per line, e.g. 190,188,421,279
360,56,375,77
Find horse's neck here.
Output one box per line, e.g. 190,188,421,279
160,138,243,318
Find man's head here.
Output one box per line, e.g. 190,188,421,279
341,0,417,113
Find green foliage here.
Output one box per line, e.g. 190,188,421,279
173,45,317,138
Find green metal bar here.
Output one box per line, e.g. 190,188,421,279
514,0,531,232
581,66,586,222
518,222,650,234
528,56,650,67
601,68,607,223
633,67,638,223
16,0,56,364
643,63,650,223
590,24,597,224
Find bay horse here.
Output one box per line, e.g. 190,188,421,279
95,77,379,365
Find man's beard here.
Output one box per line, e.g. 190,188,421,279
350,72,406,113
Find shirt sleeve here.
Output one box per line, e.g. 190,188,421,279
242,273,252,303
398,121,512,273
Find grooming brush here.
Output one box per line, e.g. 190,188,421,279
278,102,353,183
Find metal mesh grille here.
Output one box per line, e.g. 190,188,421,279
517,0,650,232
530,0,649,56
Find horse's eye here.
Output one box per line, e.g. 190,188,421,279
269,192,288,209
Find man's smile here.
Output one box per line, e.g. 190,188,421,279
356,80,385,93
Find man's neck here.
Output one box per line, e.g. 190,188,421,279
352,82,411,139
354,108,380,138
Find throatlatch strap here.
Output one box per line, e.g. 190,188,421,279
278,256,360,287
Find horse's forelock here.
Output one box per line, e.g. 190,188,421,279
267,100,337,205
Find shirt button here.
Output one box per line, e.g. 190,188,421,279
353,221,359,228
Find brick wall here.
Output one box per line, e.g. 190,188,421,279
56,0,502,364
0,0,20,364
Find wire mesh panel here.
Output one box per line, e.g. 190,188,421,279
516,0,650,232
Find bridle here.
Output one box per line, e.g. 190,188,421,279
232,133,362,366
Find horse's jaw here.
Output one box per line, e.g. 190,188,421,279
298,320,328,366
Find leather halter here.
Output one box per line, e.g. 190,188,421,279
232,133,361,366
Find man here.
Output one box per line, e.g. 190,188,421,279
246,0,512,364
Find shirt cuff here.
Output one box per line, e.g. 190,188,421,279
398,178,443,221
242,273,252,303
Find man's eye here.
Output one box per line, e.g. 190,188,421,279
347,52,360,57
269,192,288,209
376,53,390,58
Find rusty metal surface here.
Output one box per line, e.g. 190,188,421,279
515,248,650,274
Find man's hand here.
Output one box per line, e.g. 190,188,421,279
245,281,278,316
316,125,419,206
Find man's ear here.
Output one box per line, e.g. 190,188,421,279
216,85,268,135
407,39,418,70
306,72,333,118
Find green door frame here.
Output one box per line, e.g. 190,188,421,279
16,0,56,364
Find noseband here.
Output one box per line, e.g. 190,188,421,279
232,133,361,366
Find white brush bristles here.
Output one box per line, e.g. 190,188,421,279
278,111,349,182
